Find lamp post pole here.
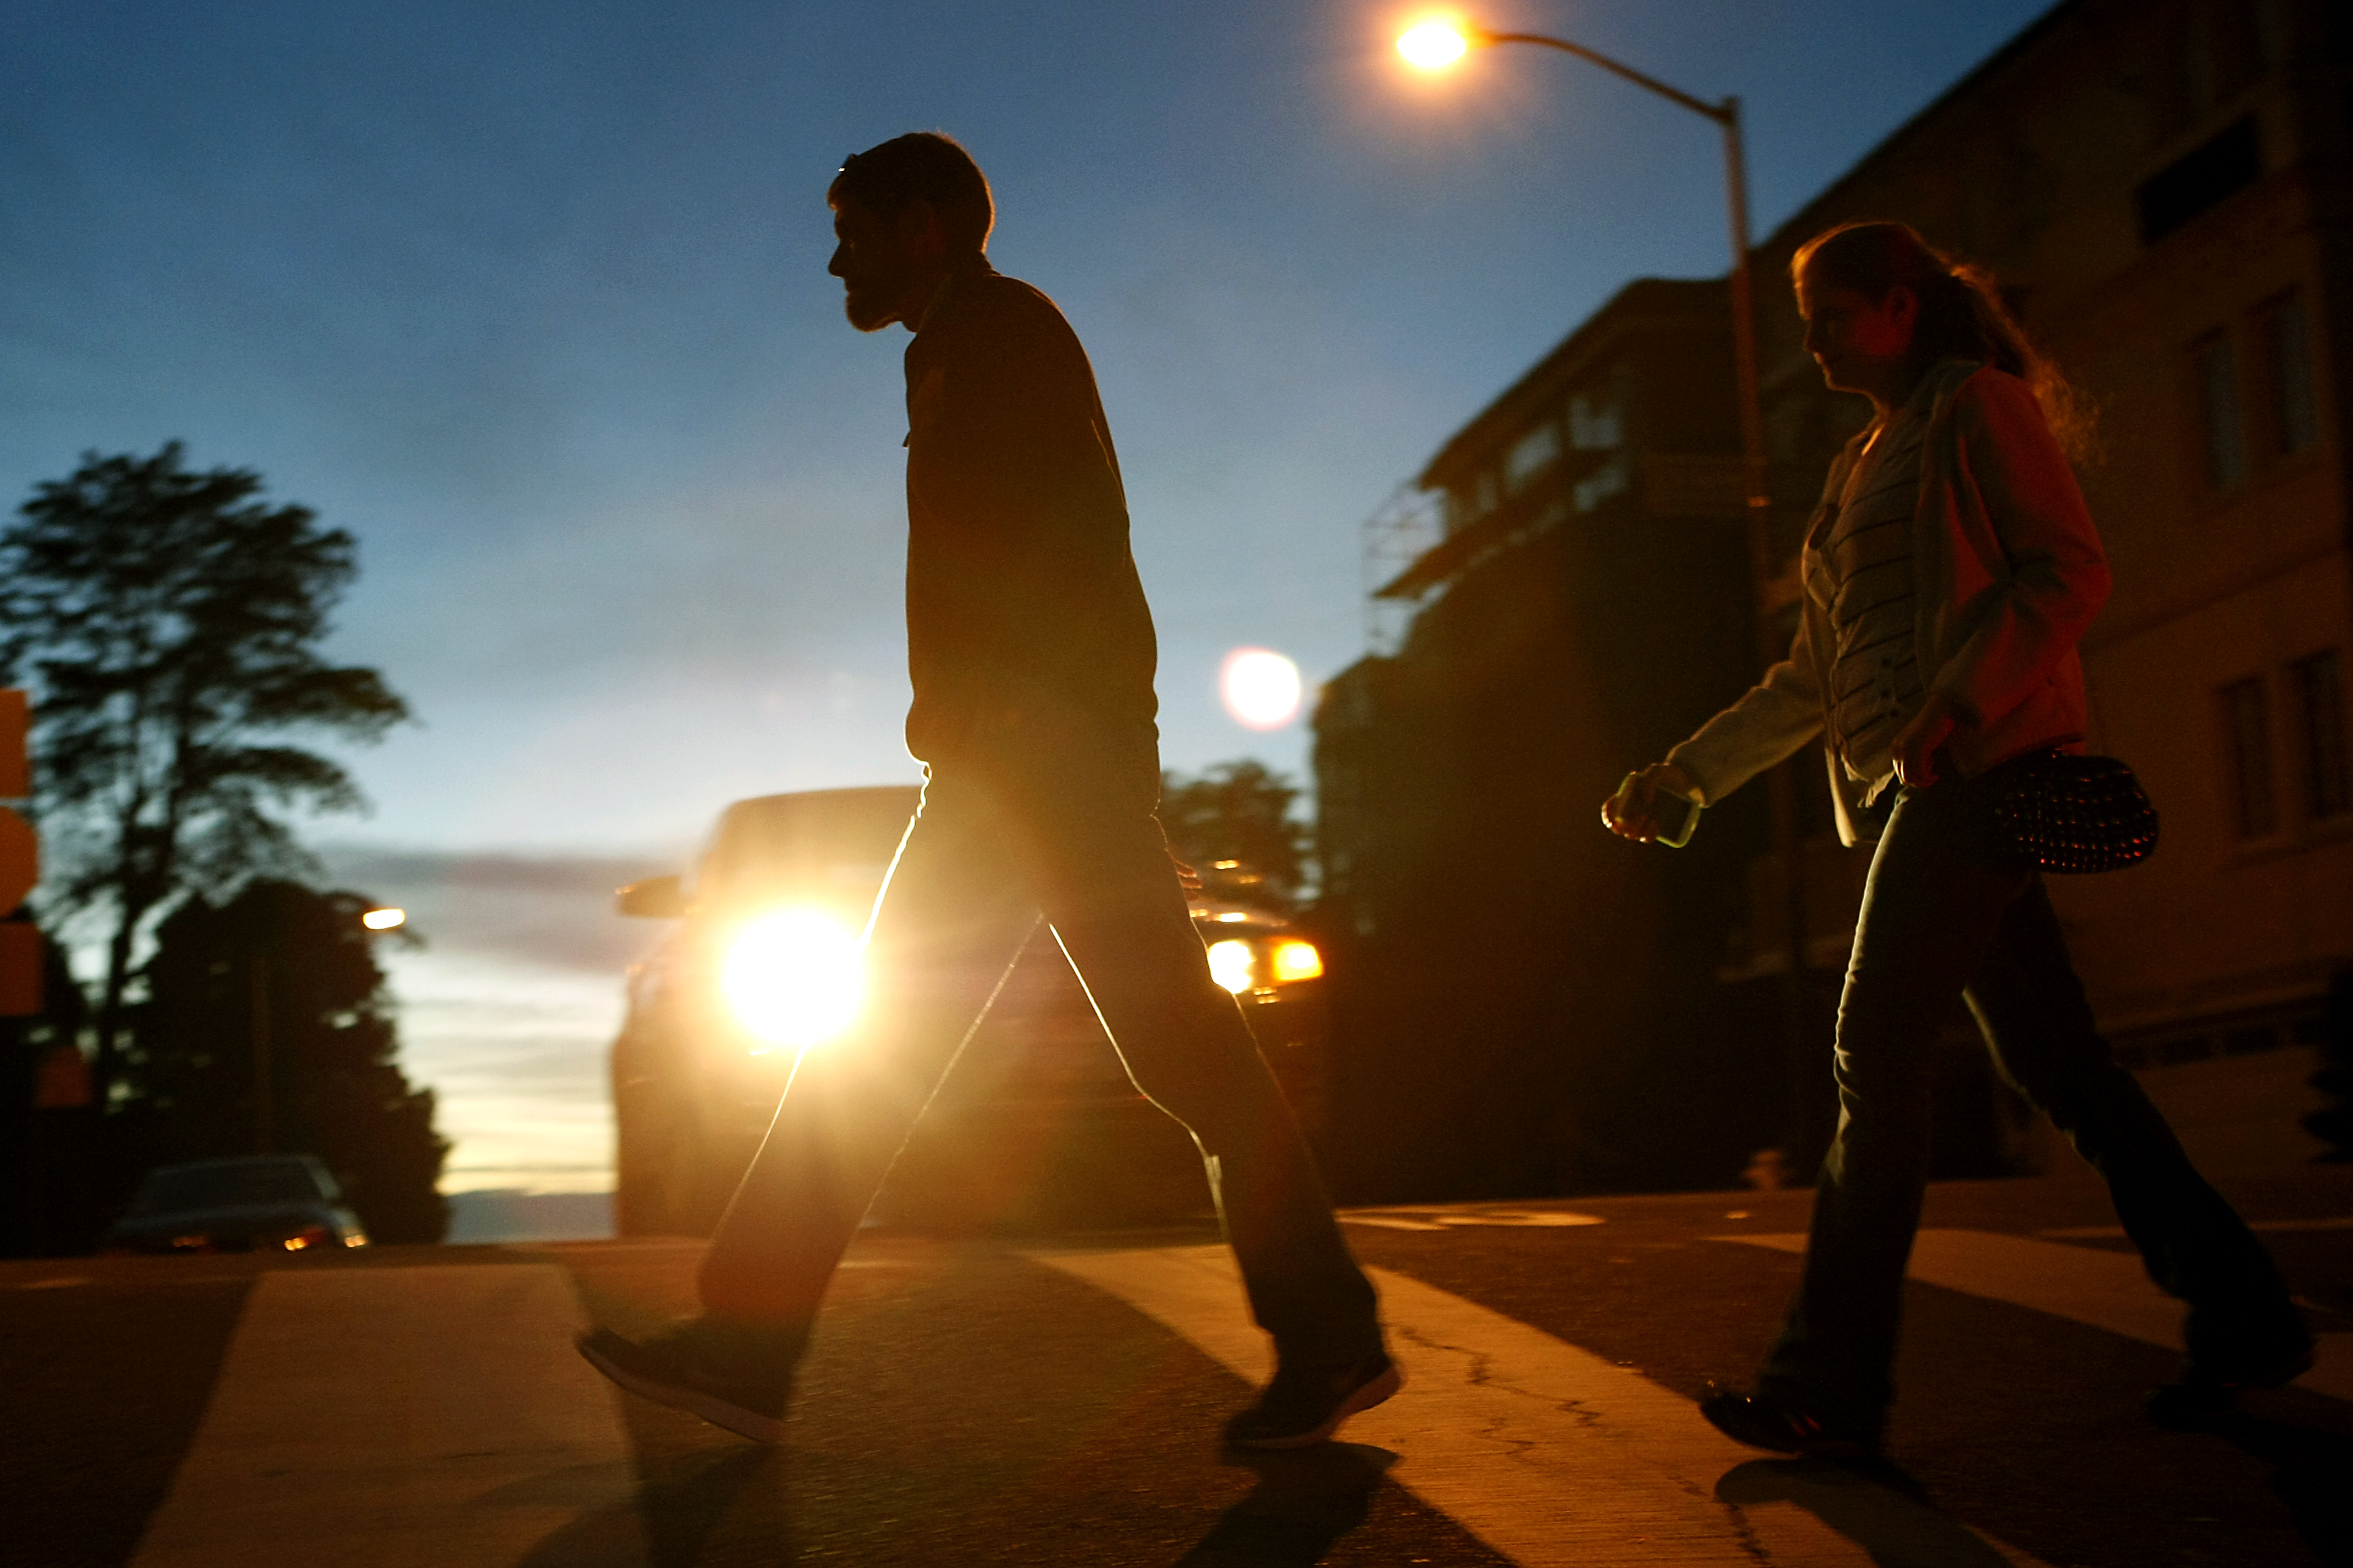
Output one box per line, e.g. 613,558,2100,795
1411,24,1813,1156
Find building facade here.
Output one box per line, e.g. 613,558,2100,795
1312,280,1799,1199
1743,0,2353,1171
1318,0,2353,1192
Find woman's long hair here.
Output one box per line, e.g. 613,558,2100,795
1793,220,2095,462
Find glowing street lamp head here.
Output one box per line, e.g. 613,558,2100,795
1397,19,1472,70
360,907,405,931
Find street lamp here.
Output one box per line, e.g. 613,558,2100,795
1394,19,1770,539
1394,18,1814,1146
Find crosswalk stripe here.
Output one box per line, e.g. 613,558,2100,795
129,1265,647,1568
1715,1229,2353,1402
1032,1244,2048,1568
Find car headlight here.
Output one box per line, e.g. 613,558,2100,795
1207,939,1254,994
1271,940,1323,983
1208,936,1323,995
722,908,864,1051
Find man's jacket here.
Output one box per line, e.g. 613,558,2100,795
1667,360,2111,845
900,259,1158,767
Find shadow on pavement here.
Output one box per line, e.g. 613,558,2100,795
1716,1456,2010,1567
1173,1442,1398,1566
587,1443,790,1568
2217,1412,2353,1566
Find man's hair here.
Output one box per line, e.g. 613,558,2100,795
829,132,994,252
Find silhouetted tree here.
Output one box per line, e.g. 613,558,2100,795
0,444,409,1106
115,879,447,1242
1160,759,1312,909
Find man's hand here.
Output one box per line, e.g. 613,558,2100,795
1602,762,1699,841
1892,692,1958,789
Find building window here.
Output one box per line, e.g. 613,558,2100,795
2219,675,2275,838
1572,453,1630,515
2260,292,2320,456
2195,332,2247,491
2136,116,2260,245
2291,650,2350,822
1505,422,1560,495
1568,393,1623,451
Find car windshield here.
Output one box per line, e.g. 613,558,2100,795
133,1160,324,1213
697,789,919,913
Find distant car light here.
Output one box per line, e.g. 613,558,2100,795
1208,939,1255,994
1271,940,1323,983
723,908,864,1050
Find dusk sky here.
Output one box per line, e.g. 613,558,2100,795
5,0,2054,1199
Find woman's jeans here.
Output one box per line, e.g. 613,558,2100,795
695,724,1380,1375
1758,765,2307,1436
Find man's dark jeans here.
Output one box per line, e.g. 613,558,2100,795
695,723,1380,1371
1758,763,2307,1436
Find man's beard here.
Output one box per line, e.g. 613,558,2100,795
840,275,904,333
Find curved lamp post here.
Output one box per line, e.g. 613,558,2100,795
1396,19,1769,549
1397,18,1813,1142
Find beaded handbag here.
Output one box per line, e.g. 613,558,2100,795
1985,750,2160,874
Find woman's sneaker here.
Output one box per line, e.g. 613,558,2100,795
577,1319,797,1444
1223,1350,1402,1450
2147,1339,2316,1429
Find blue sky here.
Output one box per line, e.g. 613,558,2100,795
5,0,2057,1192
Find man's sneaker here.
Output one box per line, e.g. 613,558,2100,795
1698,1383,1877,1460
2147,1341,2316,1429
1223,1350,1401,1450
577,1320,795,1444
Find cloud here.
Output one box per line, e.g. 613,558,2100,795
319,843,674,974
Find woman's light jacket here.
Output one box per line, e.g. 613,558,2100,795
1665,359,2111,847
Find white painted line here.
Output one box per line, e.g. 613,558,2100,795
131,1265,646,1568
1032,1244,2047,1568
1716,1230,2353,1402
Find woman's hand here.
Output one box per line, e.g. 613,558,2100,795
1602,762,1699,841
1892,692,1958,788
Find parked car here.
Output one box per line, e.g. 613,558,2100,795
104,1155,370,1254
609,786,1330,1235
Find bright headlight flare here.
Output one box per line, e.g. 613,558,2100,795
722,908,864,1051
1207,939,1255,995
1271,940,1323,983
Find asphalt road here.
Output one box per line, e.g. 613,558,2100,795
7,1169,2350,1568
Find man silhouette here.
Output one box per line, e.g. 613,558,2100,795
580,132,1397,1450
